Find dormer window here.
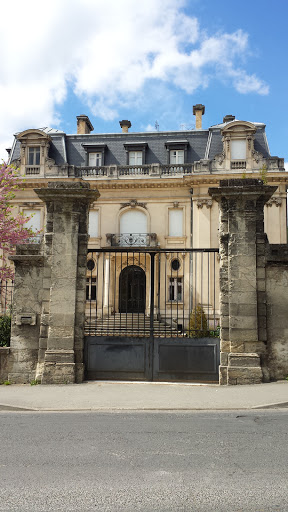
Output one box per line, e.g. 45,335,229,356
82,143,107,167
88,152,102,167
230,140,246,161
165,140,188,164
16,129,51,177
170,149,184,165
28,147,40,166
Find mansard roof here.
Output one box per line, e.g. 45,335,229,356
9,118,271,166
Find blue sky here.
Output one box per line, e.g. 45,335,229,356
1,0,287,166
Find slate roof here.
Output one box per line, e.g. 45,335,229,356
9,121,271,166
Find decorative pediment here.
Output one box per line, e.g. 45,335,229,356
221,120,257,137
16,129,51,143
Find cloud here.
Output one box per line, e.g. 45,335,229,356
0,0,269,159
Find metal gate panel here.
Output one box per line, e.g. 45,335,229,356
85,336,151,381
153,337,220,382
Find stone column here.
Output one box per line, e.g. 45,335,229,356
209,179,276,385
103,256,110,315
36,182,99,384
8,244,44,383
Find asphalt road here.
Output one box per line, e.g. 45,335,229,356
0,410,287,512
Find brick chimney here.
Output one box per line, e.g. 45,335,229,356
193,104,205,129
119,120,131,133
77,115,94,134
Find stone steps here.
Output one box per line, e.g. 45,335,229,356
85,313,181,337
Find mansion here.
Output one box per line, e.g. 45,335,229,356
6,105,288,326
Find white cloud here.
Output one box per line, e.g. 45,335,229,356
284,162,288,172
0,0,269,159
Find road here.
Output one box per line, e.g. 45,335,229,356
0,410,287,511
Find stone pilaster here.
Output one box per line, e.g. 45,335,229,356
209,179,276,385
8,244,44,383
35,182,99,384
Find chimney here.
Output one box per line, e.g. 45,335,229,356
77,115,94,134
223,114,235,123
193,104,205,129
119,120,131,133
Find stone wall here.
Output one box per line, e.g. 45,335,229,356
0,347,10,382
265,245,288,380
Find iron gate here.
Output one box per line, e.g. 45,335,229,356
84,248,220,382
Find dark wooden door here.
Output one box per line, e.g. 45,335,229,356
119,265,145,313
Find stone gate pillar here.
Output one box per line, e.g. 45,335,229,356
209,179,276,385
36,182,99,384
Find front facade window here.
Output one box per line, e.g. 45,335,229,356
169,277,183,301
86,277,97,301
24,209,41,232
88,210,99,238
168,209,183,237
129,151,143,166
88,152,102,167
28,147,40,166
170,149,184,165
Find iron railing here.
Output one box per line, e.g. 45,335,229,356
0,280,13,314
106,233,158,247
85,248,219,338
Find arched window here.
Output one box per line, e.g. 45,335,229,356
120,210,147,234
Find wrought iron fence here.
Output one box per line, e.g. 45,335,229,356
0,280,13,315
85,248,219,338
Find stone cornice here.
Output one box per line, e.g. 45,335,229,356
19,172,288,192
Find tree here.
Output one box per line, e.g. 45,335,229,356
187,304,209,338
0,163,36,281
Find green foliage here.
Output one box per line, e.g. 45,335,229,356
210,325,220,338
0,314,11,347
259,164,268,184
30,379,39,386
3,380,11,385
187,305,209,338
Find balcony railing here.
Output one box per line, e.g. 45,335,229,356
76,166,108,177
231,160,246,169
25,166,40,175
106,233,158,247
75,163,194,178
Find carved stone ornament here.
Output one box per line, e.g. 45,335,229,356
252,150,263,164
120,199,147,210
196,199,213,209
266,197,282,207
214,151,225,166
45,157,56,169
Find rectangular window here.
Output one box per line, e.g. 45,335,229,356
86,277,97,301
88,152,102,166
24,209,41,232
129,151,142,165
169,277,183,301
170,150,184,164
231,140,246,160
88,210,99,238
28,147,40,165
169,209,183,237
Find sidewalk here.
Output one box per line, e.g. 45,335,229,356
0,380,287,411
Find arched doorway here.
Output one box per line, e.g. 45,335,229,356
119,265,146,313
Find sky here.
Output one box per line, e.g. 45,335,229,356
1,0,288,167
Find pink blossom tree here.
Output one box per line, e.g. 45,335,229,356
0,163,37,281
